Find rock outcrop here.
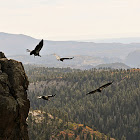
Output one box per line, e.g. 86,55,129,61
0,52,30,140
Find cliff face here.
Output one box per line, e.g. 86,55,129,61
0,52,30,140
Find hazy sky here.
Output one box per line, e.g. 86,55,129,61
0,0,140,40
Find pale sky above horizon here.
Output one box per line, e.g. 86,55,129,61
0,0,140,40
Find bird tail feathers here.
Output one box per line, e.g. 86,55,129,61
26,49,31,52
37,96,42,99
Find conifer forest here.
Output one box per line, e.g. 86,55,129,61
25,65,140,140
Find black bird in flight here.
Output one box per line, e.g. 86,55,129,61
53,54,74,62
27,39,43,57
86,81,113,95
37,94,56,101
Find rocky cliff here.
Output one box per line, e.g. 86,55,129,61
0,52,30,140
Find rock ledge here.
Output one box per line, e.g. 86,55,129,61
0,52,30,140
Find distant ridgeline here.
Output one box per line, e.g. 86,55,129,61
25,65,140,140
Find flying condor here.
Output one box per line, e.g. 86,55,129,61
86,81,113,95
53,54,74,62
37,94,56,100
27,39,43,57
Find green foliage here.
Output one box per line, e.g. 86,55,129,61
27,109,105,140
26,66,140,140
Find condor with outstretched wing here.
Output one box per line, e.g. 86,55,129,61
53,54,74,62
60,57,74,61
86,82,113,95
27,39,43,57
37,94,56,100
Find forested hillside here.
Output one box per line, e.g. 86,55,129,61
25,66,140,140
27,109,114,140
